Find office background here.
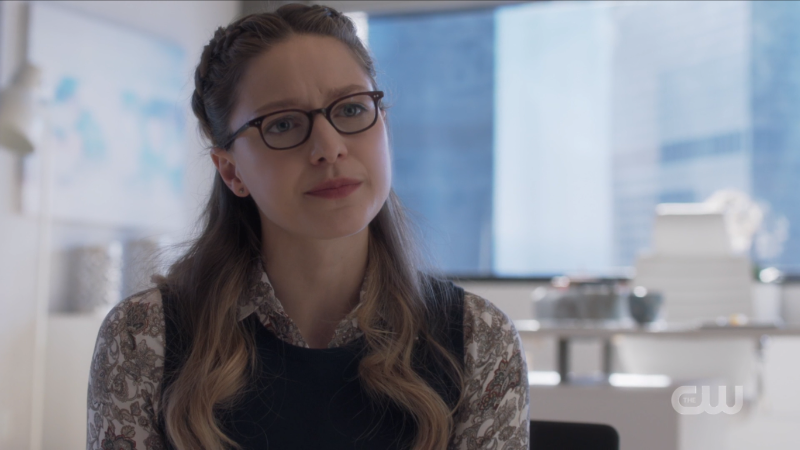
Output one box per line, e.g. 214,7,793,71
1,1,800,449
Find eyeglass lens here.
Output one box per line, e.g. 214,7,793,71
260,93,378,149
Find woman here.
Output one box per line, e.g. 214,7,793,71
87,4,528,449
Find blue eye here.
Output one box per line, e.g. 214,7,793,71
337,103,367,118
264,115,300,134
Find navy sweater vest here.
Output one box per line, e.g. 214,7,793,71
158,278,465,449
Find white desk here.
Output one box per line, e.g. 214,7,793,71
515,320,800,384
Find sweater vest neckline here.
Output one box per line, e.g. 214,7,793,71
158,277,464,450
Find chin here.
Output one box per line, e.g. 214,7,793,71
306,210,375,240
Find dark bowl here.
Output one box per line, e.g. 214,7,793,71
628,292,663,324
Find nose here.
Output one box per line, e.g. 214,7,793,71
307,112,348,165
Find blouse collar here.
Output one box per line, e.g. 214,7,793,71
235,262,368,349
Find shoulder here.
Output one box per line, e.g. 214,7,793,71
461,290,527,382
95,288,166,352
462,291,522,355
87,288,167,449
462,291,508,326
449,291,530,449
90,287,166,387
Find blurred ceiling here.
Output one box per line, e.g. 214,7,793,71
241,0,532,16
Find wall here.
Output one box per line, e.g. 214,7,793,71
0,3,36,447
0,2,240,448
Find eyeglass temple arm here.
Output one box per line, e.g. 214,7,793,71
220,119,258,150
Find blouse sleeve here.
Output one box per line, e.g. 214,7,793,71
449,292,530,450
86,289,168,450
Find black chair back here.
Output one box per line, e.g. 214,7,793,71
530,420,619,450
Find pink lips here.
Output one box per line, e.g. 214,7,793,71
305,177,362,199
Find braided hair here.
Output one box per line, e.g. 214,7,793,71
191,4,372,149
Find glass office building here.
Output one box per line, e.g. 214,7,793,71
367,1,800,276
369,10,495,275
751,2,800,272
609,1,751,267
613,1,800,271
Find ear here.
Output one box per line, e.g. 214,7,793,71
210,148,249,197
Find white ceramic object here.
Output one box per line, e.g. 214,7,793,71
0,63,43,154
652,205,732,256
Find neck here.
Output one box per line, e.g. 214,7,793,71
261,221,369,349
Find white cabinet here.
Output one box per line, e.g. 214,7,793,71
42,313,105,450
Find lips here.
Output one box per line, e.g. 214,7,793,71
305,177,362,199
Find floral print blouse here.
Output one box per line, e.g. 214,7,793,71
86,270,529,449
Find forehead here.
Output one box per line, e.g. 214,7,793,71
234,34,372,120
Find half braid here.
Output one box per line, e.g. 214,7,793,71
161,4,464,450
191,21,256,148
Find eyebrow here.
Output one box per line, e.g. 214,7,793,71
252,84,371,116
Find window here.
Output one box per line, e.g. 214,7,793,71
365,1,800,276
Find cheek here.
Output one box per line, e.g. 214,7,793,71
367,132,392,199
376,148,392,197
238,153,297,214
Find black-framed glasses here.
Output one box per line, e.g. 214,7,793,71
221,91,384,150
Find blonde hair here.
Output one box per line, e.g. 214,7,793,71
157,4,464,449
